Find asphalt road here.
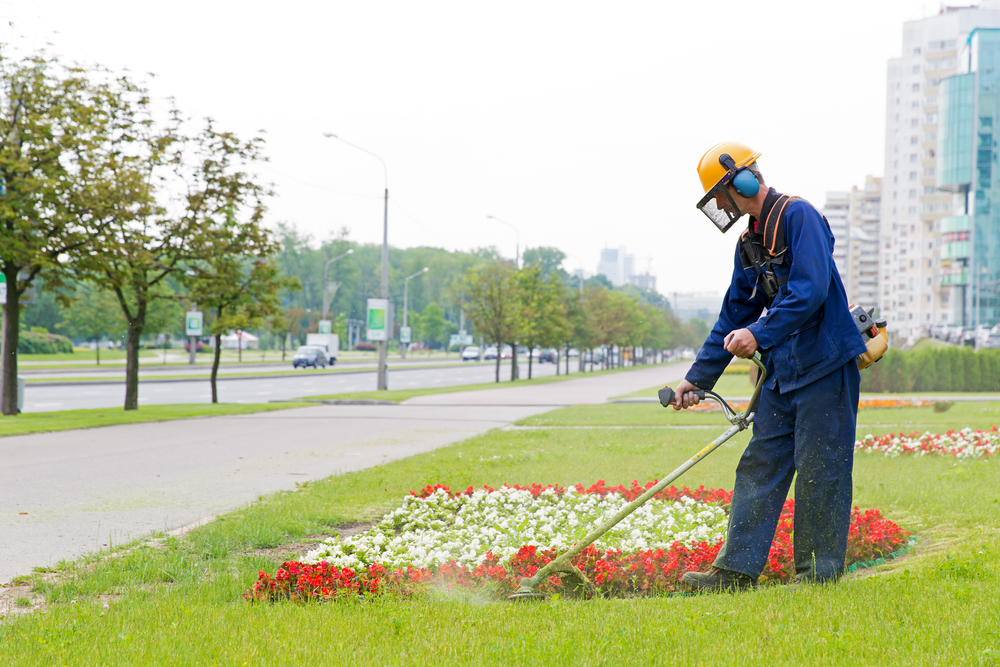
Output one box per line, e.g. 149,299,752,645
1,363,689,584
21,360,588,412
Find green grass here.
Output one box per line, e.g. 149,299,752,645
909,338,954,353
307,362,681,403
18,350,157,363
523,399,1000,431
0,403,314,438
613,372,756,401
1,402,998,664
22,362,471,385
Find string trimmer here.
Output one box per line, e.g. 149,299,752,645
507,352,767,601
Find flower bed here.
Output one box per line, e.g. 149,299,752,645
246,481,910,602
855,426,1000,458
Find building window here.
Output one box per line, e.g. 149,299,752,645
912,83,920,92
908,207,916,214
912,65,920,74
910,154,918,162
914,47,922,56
925,131,937,141
912,100,920,109
910,136,919,144
894,160,899,168
923,185,936,194
924,167,936,177
909,172,917,181
925,113,937,124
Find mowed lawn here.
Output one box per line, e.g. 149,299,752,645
1,400,998,665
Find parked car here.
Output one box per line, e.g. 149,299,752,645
539,348,556,363
500,345,512,359
461,346,481,361
483,346,498,360
982,334,1000,349
292,345,327,369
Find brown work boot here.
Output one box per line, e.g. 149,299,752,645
681,567,756,592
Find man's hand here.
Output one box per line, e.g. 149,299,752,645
724,328,758,358
671,379,703,411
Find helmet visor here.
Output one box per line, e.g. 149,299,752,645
696,182,743,233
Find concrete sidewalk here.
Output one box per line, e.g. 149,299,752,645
1,362,686,583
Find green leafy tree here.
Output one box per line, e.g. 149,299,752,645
516,266,568,379
418,302,449,349
522,246,567,279
58,284,126,364
462,262,521,382
181,194,298,402
0,53,128,414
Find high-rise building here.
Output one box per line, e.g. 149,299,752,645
936,28,1000,328
847,176,882,308
597,246,635,287
821,191,851,281
882,4,1000,339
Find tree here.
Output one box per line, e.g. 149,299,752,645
0,54,125,414
418,302,448,349
179,137,297,403
58,284,125,364
462,262,520,383
522,246,567,279
516,266,567,379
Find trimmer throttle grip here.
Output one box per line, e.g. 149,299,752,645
659,387,705,407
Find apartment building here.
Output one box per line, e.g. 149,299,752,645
821,191,851,282
847,176,882,308
881,4,1000,339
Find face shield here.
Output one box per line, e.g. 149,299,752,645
696,178,743,233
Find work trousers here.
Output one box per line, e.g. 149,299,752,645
714,360,860,582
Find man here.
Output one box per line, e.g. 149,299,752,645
674,141,868,591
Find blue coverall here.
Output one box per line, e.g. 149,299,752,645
684,187,869,582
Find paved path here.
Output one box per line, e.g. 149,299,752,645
1,363,687,583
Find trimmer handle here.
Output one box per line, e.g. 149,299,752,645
659,386,705,407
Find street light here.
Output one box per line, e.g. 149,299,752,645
401,267,429,360
487,215,520,268
324,132,390,390
321,248,354,321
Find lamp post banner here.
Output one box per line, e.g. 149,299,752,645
366,299,389,341
400,326,412,344
318,319,332,335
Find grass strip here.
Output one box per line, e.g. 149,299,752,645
21,362,472,384
306,362,681,403
0,403,314,438
1,402,998,664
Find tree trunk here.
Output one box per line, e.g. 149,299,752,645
495,344,501,383
96,336,100,365
528,347,533,380
510,344,517,381
281,334,286,361
565,344,570,375
555,348,560,376
124,320,142,410
211,331,223,403
1,283,21,416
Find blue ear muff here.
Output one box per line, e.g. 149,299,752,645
732,169,760,198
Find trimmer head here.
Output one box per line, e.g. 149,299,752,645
507,588,547,602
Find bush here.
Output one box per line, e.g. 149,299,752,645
17,331,74,355
860,347,1000,392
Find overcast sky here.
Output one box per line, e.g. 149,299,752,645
8,0,937,294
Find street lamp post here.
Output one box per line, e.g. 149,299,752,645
487,215,520,268
401,267,429,360
324,132,390,390
321,248,354,321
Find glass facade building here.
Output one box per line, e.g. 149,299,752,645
936,28,1000,327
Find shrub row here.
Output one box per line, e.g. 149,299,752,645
17,331,75,355
861,347,1000,393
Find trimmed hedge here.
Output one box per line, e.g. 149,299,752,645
17,331,75,355
861,347,1000,393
